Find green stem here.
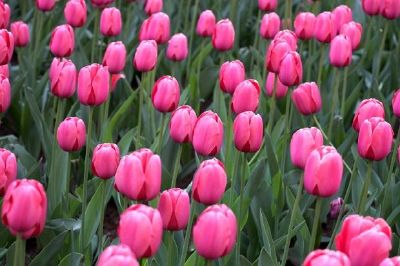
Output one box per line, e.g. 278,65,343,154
13,235,25,266
309,197,323,252
357,161,373,215
157,114,168,154
183,0,192,33
32,9,44,84
179,200,196,266
373,23,388,89
98,180,106,253
328,68,340,139
267,74,278,134
236,154,247,263
285,0,292,28
167,232,174,266
385,128,400,184
317,46,325,86
186,0,200,76
340,68,348,117
250,10,261,72
91,10,100,62
171,145,183,188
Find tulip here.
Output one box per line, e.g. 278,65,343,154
192,111,224,156
352,98,385,132
329,34,352,68
278,51,303,86
36,0,56,11
144,0,163,16
231,79,261,114
11,22,30,48
0,2,10,29
57,117,86,152
265,39,292,73
329,197,344,219
151,76,180,113
358,117,393,161
0,74,10,113
336,215,392,266
50,24,74,58
332,5,353,33
1,179,47,239
291,82,322,116
303,250,351,266
0,148,17,196
193,204,237,259
274,30,298,50
196,10,216,37
258,0,277,11
91,143,120,179
304,146,343,197
212,19,235,52
233,112,263,153
100,7,122,37
380,257,400,266
340,22,362,50
0,30,14,65
133,40,158,72
97,244,139,266
219,60,246,94
0,64,8,78
381,0,400,20
139,12,170,44
111,74,124,92
392,90,400,118
118,204,163,258
166,33,188,61
49,58,77,98
290,127,323,169
91,0,114,9
114,148,161,201
265,72,288,99
64,0,87,28
77,64,110,106
314,12,337,43
169,105,197,143
157,188,190,230
260,12,280,39
361,0,382,16
294,12,316,40
102,41,126,74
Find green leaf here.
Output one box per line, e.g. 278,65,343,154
58,252,83,266
29,231,68,266
258,210,278,266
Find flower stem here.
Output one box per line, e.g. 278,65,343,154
267,74,278,134
98,179,106,253
13,235,25,266
91,9,100,62
373,22,388,89
167,232,174,266
340,68,348,117
179,200,196,266
157,114,168,154
358,160,373,215
317,46,325,86
309,197,323,252
171,145,183,188
236,153,247,263
328,68,340,139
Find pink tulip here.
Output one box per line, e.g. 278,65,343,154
332,5,353,33
0,30,14,65
340,22,362,50
11,22,30,48
50,24,74,57
196,10,216,37
77,64,110,106
381,0,400,20
0,148,17,196
64,0,87,28
314,12,337,43
97,244,139,266
291,82,322,115
392,90,400,118
192,111,224,156
212,19,235,52
0,64,8,78
49,57,77,98
100,7,122,37
157,188,190,230
380,257,400,266
91,0,114,9
139,12,170,44
36,0,55,11
260,12,280,39
219,60,246,94
57,117,86,152
231,79,261,114
102,41,126,74
290,127,323,169
118,204,163,258
352,98,385,132
329,34,352,67
303,250,351,266
233,111,263,153
274,30,298,50
166,33,188,61
258,0,277,11
91,143,120,179
361,0,382,16
1,179,47,239
278,51,303,86
0,2,10,29
265,39,292,73
329,197,344,219
294,12,316,40
151,76,180,113
144,0,163,16
265,72,288,99
0,74,10,113
114,148,161,201
193,204,237,259
133,40,158,72
169,105,197,143
111,73,124,92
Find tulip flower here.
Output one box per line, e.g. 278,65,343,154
0,2,10,29
77,64,110,106
212,19,235,52
380,0,400,20
91,0,114,9
64,0,87,28
352,98,385,132
91,143,120,179
169,105,197,143
166,33,188,61
196,10,216,37
0,148,17,196
151,76,180,113
361,0,382,16
291,82,322,116
329,34,352,67
260,12,280,39
157,188,190,230
97,244,139,266
332,5,353,33
49,58,77,98
265,72,288,99
133,40,158,72
258,0,277,11
231,79,261,114
329,197,344,219
192,111,224,156
314,12,337,43
0,30,14,65
144,0,163,16
219,60,246,94
0,74,11,113
303,250,351,266
380,257,400,266
392,90,400,118
340,22,363,50
233,111,263,153
0,64,8,78
278,51,303,86
100,7,122,37
290,127,323,169
265,39,292,73
294,12,316,40
50,24,74,58
57,117,86,152
102,41,127,74
274,30,298,50
139,12,170,44
11,22,30,47
36,0,56,11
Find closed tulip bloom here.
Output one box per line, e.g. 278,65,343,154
0,74,10,113
329,34,352,67
274,30,298,50
290,127,323,169
192,111,224,156
260,12,280,39
118,204,163,258
0,148,17,196
361,0,382,16
114,148,161,201
231,79,261,114
358,117,393,161
1,179,47,239
36,0,56,11
258,0,277,11
340,22,362,50
111,73,124,92
91,0,114,9
50,24,74,57
336,215,392,266
303,250,351,266
304,146,343,197
0,64,8,78
157,188,190,230
233,112,263,153
333,5,353,33
100,8,122,37
64,0,87,28
144,0,163,16
0,2,10,29
196,10,216,37
380,257,400,266
169,105,197,143
97,244,139,266
352,98,385,132
133,40,158,72
193,204,237,259
57,117,86,152
0,30,14,65
151,76,180,113
49,57,77,98
166,33,188,61
11,22,30,47
265,72,288,99
278,51,303,86
381,0,400,20
78,64,110,106
266,39,292,73
139,12,170,44
219,60,246,94
314,12,337,43
294,12,316,40
102,41,126,74
212,19,235,52
91,143,120,179
392,90,400,117
291,82,322,115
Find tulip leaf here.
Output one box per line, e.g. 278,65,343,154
58,252,83,266
258,210,278,266
29,230,68,266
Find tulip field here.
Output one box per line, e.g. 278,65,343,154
1,0,400,265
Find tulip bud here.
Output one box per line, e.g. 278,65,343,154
381,0,400,20
233,111,263,153
278,51,303,86
219,60,246,94
118,204,163,258
329,197,344,219
332,5,353,33
157,188,190,230
392,90,400,118
151,76,180,113
102,41,127,74
352,98,385,132
0,30,14,65
36,0,56,11
361,0,382,16
340,22,362,50
57,117,86,152
0,148,17,196
64,0,87,28
139,12,170,44
11,22,30,48
329,34,352,68
231,79,261,114
114,148,161,201
358,117,393,161
91,0,114,9
290,127,323,169
260,12,280,39
265,39,292,73
294,12,316,40
50,24,75,58
196,10,216,37
1,179,47,239
258,0,277,11
314,12,337,43
0,74,10,113
303,250,351,266
380,257,400,266
166,33,188,61
212,19,235,52
265,72,288,99
291,82,322,116
336,215,392,266
144,0,163,16
100,7,122,37
111,73,124,92
78,64,110,106
133,40,158,72
91,143,120,179
97,244,139,266
193,204,237,259
169,105,197,143
274,30,298,50
0,64,9,78
49,58,77,98
0,2,10,29
192,111,224,156
304,146,343,197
